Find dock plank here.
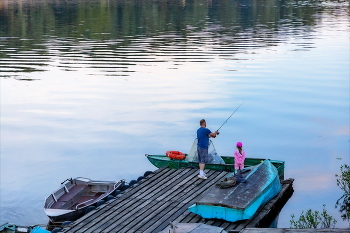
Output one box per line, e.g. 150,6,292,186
83,198,152,233
135,201,187,232
178,211,198,223
147,204,195,233
102,199,170,232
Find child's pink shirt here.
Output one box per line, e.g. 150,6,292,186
234,149,246,170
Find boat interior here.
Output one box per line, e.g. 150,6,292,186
45,178,116,210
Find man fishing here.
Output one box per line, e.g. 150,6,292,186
196,101,244,179
197,119,219,179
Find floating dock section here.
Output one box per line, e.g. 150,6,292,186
60,167,294,233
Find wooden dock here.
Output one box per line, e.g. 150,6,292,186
60,167,294,233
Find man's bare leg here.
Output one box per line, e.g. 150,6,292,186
199,163,205,171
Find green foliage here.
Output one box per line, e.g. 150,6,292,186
291,164,350,228
290,205,337,228
335,164,350,223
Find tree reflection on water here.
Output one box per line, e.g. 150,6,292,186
335,164,350,226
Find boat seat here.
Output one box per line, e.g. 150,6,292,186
94,192,107,200
51,201,66,209
77,196,98,204
90,184,110,192
55,184,86,203
71,194,102,210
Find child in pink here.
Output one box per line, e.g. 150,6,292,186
234,142,246,171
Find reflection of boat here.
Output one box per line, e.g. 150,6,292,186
188,159,282,222
44,177,123,223
0,223,50,233
145,139,284,180
158,223,227,233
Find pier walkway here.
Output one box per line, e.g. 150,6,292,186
61,167,294,233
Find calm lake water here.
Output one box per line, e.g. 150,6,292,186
1,0,349,228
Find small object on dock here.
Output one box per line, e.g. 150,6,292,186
216,176,237,189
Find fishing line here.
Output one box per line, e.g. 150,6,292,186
217,101,245,132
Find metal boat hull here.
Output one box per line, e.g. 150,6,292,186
44,177,123,224
188,160,282,222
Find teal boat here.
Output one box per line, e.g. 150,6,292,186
0,223,50,233
145,139,284,180
188,159,282,222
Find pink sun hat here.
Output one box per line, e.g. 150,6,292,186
236,142,242,147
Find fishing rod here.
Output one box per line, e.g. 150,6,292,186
217,101,245,132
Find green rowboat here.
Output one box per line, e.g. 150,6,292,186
145,154,284,180
145,139,285,180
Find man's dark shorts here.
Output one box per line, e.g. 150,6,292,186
197,147,209,164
